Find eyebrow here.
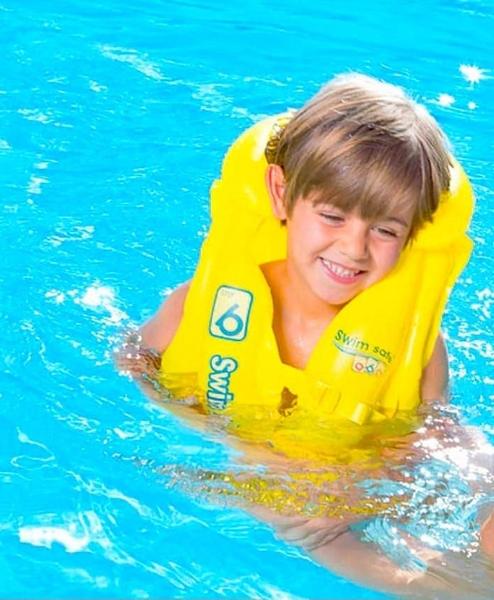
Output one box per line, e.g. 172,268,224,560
383,216,410,228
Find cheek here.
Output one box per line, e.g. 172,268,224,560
285,226,306,262
375,243,404,273
288,220,317,253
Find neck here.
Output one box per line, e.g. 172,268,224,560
261,260,340,369
271,260,339,323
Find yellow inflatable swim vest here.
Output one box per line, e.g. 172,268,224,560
160,115,474,457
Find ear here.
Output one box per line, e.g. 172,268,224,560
265,164,288,221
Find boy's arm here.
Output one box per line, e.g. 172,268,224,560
115,282,190,390
420,332,449,404
139,281,190,352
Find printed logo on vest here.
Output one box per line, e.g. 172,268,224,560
209,285,253,341
207,354,238,410
333,329,392,376
351,355,386,375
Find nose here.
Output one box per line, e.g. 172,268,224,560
338,223,369,263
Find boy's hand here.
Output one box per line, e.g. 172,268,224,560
114,333,161,382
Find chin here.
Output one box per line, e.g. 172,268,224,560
328,297,355,307
309,275,365,307
317,290,358,307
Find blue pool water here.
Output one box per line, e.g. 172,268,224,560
1,0,494,597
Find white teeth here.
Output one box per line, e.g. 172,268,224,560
322,259,359,278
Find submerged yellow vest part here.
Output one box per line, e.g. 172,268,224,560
160,115,474,440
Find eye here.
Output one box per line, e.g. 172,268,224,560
319,211,345,224
373,225,399,238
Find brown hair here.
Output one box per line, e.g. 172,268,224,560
267,73,451,238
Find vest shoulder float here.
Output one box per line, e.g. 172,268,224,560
159,115,474,447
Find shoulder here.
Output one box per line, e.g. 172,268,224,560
420,332,449,404
139,281,190,353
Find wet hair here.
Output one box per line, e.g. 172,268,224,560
266,73,451,239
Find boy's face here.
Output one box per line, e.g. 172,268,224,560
283,195,413,308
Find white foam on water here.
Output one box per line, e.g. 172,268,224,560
19,525,90,553
470,287,493,320
192,83,231,113
437,93,455,107
45,290,66,304
459,64,489,84
99,45,164,81
27,175,49,195
46,224,95,247
89,80,107,92
18,108,52,124
18,512,110,554
75,283,128,324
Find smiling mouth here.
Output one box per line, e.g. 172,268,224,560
320,258,365,282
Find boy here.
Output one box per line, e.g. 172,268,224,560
117,74,494,595
128,74,457,426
